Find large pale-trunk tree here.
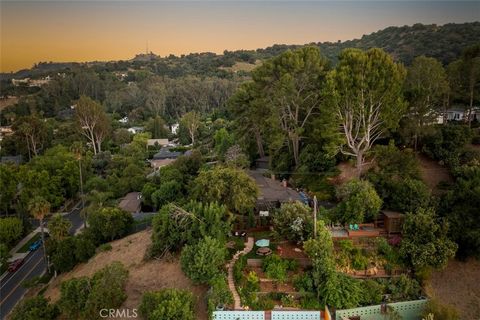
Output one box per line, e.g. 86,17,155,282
328,48,406,175
75,95,110,155
14,115,48,160
180,111,201,145
253,46,329,167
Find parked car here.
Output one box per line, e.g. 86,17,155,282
8,259,24,272
29,239,42,251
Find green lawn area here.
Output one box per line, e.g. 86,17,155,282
17,233,42,253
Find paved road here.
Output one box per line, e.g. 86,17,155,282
0,207,84,319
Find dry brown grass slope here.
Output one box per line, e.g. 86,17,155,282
43,230,208,320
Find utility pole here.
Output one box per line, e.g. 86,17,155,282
313,195,317,239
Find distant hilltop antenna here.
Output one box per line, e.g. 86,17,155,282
146,41,149,54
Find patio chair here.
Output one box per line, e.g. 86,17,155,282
354,224,359,230
349,224,354,230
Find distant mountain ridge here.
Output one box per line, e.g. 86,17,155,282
1,22,479,80
256,22,480,65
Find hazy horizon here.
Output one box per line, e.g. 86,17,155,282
1,1,479,72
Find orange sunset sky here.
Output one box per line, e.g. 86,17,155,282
1,1,479,72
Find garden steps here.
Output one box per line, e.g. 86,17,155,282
226,237,254,310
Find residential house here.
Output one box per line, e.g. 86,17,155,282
127,127,144,134
147,139,170,148
146,148,183,179
152,147,182,160
0,155,23,165
118,192,142,214
437,106,480,124
248,170,303,212
170,123,179,134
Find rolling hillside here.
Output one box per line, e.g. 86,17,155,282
1,22,479,81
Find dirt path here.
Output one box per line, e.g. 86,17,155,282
416,154,453,194
426,259,480,319
43,230,208,319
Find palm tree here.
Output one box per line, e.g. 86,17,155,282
48,214,72,241
29,196,51,272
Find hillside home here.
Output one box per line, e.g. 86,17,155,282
127,127,144,134
436,106,480,123
147,139,170,148
118,192,142,214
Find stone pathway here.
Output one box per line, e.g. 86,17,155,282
226,237,254,310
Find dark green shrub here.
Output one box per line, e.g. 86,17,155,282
262,254,288,282
0,217,23,248
139,289,195,320
359,279,384,305
10,296,59,320
250,295,275,311
207,276,233,317
180,237,227,284
51,237,77,273
351,252,369,270
293,273,315,293
233,255,247,284
423,124,472,167
273,202,313,242
87,207,133,244
74,234,96,262
58,277,91,319
300,294,323,309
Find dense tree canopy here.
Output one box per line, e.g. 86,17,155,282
48,214,72,242
10,296,59,320
139,289,195,320
400,208,457,271
180,236,227,284
273,201,313,243
192,166,258,215
0,217,23,248
303,220,362,309
440,166,480,258
334,179,382,224
87,207,133,243
403,56,449,149
251,46,331,166
327,48,406,172
58,262,129,319
149,201,232,257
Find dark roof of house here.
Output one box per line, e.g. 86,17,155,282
153,148,182,160
118,192,141,213
382,210,405,218
248,170,302,203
